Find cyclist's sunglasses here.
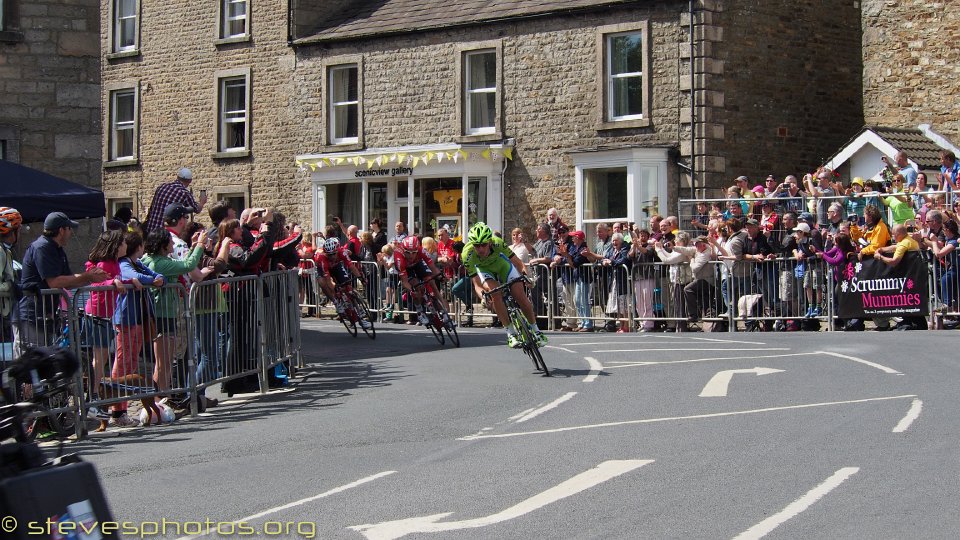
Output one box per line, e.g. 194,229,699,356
475,242,491,249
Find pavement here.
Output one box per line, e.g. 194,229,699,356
58,321,960,539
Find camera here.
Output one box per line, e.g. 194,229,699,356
847,214,858,223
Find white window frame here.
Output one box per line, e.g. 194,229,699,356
219,0,248,40
597,22,650,129
464,49,497,135
571,148,670,236
109,87,137,162
328,64,359,145
606,31,644,121
217,73,250,153
112,0,139,54
107,198,134,218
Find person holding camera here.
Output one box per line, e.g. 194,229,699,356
144,167,207,233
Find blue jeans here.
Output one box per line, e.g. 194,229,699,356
196,313,227,392
575,281,592,328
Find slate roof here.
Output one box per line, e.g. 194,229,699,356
296,0,645,44
866,126,947,171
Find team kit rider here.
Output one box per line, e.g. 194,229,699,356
313,238,371,329
463,222,547,349
395,236,452,326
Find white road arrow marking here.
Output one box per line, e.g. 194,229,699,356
699,367,785,397
348,460,653,540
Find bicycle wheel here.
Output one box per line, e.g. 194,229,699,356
430,296,460,347
422,301,445,345
351,292,376,340
515,315,549,376
339,307,358,337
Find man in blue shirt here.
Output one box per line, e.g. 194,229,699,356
940,150,960,193
16,212,107,353
882,151,918,187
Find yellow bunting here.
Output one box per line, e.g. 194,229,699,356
398,153,407,163
426,151,435,162
504,148,514,160
412,156,421,167
322,158,331,167
481,149,491,160
309,163,317,171
367,159,375,169
459,150,469,160
351,156,361,166
295,160,303,168
335,157,345,165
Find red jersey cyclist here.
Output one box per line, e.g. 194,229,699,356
462,222,547,349
313,237,370,329
395,235,452,326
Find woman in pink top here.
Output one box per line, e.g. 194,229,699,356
83,230,127,408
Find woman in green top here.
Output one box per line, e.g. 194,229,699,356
882,174,917,226
140,228,206,393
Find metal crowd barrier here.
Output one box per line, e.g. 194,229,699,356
0,271,303,440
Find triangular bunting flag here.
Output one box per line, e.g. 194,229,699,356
481,149,491,160
504,148,513,160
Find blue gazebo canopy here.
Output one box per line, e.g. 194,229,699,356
0,160,105,223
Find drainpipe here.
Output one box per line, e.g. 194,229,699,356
689,0,696,199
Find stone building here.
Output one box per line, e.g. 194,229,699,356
862,0,960,143
100,0,865,240
1,0,101,262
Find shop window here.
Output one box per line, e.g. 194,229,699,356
583,168,629,221
329,64,359,145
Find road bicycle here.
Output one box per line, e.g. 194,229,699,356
410,276,460,347
333,281,376,340
483,277,549,376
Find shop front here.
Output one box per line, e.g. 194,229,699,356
297,143,511,239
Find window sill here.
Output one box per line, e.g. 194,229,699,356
106,50,141,61
212,149,250,160
215,35,251,47
598,118,651,131
318,142,364,153
456,132,502,144
103,159,139,169
0,30,24,43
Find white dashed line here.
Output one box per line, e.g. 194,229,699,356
892,398,923,433
732,467,860,540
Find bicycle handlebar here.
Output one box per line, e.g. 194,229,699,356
481,276,530,299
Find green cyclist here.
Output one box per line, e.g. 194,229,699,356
462,222,547,349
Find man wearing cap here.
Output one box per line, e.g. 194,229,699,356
144,167,207,232
683,236,717,323
15,212,108,353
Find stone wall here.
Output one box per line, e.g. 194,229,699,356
1,0,101,265
862,0,960,142
699,0,864,194
100,0,310,226
294,3,689,234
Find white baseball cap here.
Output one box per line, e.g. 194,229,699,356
793,223,811,233
178,167,193,180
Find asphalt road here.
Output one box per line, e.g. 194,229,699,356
66,322,960,540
